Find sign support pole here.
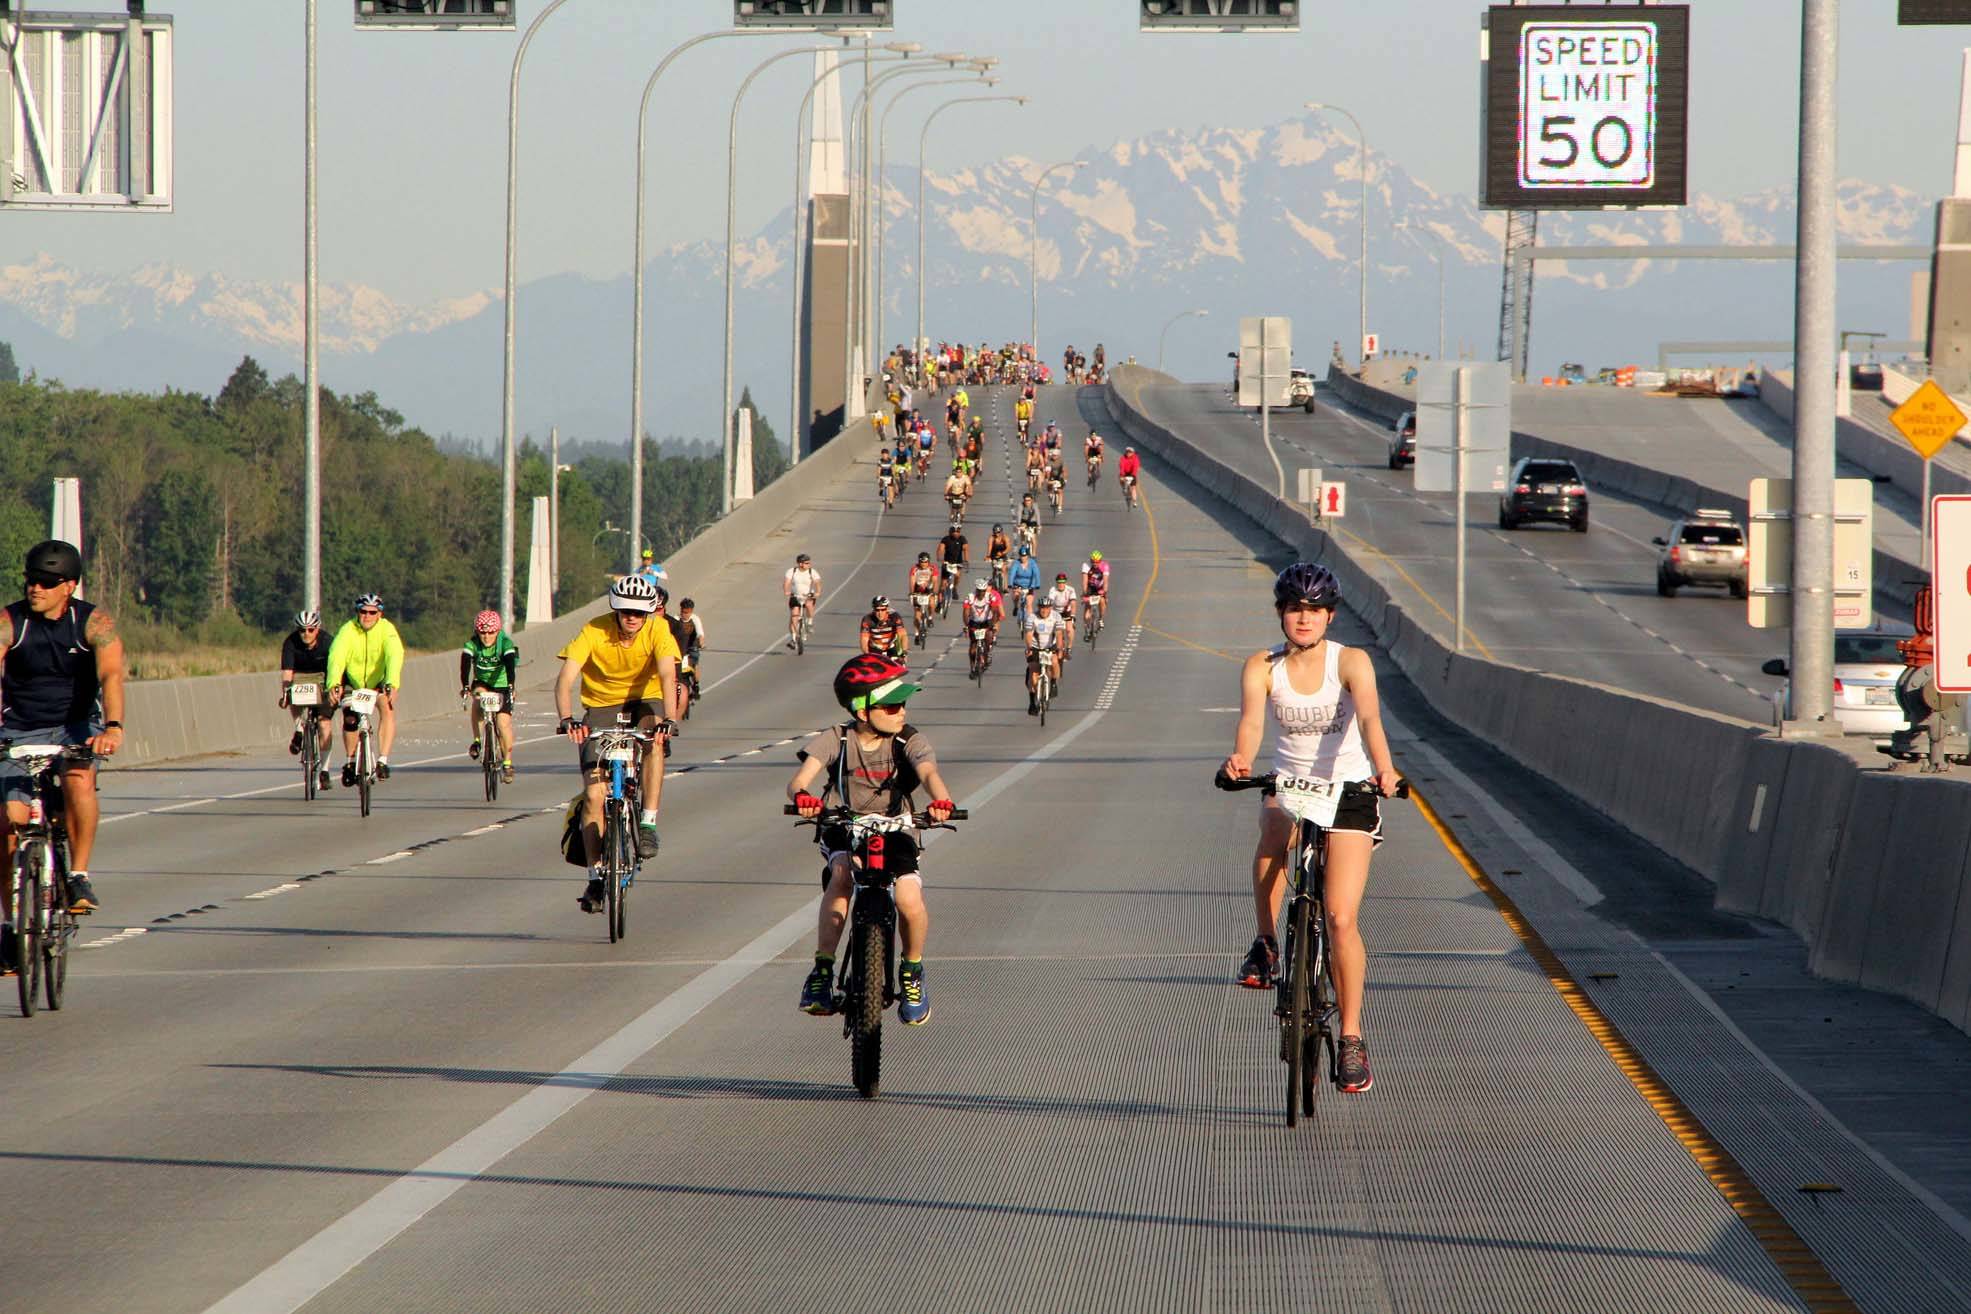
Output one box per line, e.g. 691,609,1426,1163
1260,317,1284,500
1455,365,1469,654
303,0,321,614
1788,0,1839,728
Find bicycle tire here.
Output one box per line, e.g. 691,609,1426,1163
44,905,70,1013
358,732,373,818
16,846,42,1018
302,721,318,801
1039,675,1049,727
795,622,805,656
1284,892,1311,1127
605,804,625,944
849,919,885,1098
482,720,498,801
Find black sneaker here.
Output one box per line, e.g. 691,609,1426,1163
288,729,303,756
799,962,837,1015
578,875,605,914
1237,936,1278,989
342,762,357,787
0,923,16,977
1337,1035,1374,1093
637,820,660,859
65,874,99,914
376,761,392,781
319,769,333,793
468,740,481,761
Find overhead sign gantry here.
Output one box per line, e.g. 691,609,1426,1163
355,1,513,29
733,1,893,27
1140,1,1297,31
0,2,172,211
1480,3,1690,210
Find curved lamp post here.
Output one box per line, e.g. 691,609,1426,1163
1028,159,1084,361
876,70,993,359
1157,308,1209,375
916,95,1029,361
1307,101,1368,371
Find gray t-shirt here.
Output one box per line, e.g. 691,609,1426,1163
799,723,937,816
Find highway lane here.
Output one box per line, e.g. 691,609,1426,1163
1129,380,1782,724
2,383,1963,1310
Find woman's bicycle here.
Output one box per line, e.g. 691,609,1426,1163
342,687,383,818
1121,472,1139,511
791,603,815,656
468,689,504,801
1047,473,1065,516
783,804,965,1098
1214,769,1406,1126
3,741,89,1017
967,617,993,684
286,680,327,801
1082,598,1105,649
1029,642,1058,725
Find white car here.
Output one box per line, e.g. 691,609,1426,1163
1762,628,1914,742
1288,369,1317,413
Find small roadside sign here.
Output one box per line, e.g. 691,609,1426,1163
1319,482,1347,518
1891,379,1970,461
1362,332,1379,359
1747,477,1875,630
1933,495,1971,692
1296,466,1324,505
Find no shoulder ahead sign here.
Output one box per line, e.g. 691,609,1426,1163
1481,4,1689,210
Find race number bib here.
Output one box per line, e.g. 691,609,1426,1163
1273,774,1341,829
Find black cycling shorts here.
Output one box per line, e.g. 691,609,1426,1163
469,683,515,714
818,827,919,881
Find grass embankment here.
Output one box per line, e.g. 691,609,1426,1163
119,612,433,681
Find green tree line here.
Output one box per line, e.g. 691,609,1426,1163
0,352,790,662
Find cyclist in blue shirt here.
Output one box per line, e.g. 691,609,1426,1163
1007,545,1042,619
638,548,668,587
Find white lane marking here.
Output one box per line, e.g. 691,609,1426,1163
242,883,303,901
1382,708,1604,907
1651,950,1971,1250
204,646,1147,1314
366,851,414,866
78,927,148,950
461,824,504,837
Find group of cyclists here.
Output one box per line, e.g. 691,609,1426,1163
0,357,1406,1100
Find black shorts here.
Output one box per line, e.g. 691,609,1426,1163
579,700,664,774
818,827,920,881
1262,784,1384,848
469,684,515,714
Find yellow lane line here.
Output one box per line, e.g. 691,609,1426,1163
1409,788,1860,1314
1129,489,1162,629
1139,624,1241,663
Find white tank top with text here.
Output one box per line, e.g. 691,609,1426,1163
1267,641,1372,782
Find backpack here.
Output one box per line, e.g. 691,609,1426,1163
558,792,589,867
820,722,923,816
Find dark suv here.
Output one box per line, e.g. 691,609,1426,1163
1387,411,1416,469
1498,457,1588,532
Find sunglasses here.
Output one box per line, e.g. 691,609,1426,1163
24,573,71,589
358,608,381,616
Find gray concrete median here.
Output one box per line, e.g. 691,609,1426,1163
1108,363,1971,1038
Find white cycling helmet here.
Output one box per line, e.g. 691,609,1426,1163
609,575,660,614
973,579,989,594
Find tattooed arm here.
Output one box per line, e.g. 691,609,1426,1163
86,608,126,756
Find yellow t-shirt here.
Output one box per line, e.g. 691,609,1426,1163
558,613,681,709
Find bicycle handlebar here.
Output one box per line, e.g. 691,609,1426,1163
0,740,95,765
1213,767,1410,800
783,804,968,825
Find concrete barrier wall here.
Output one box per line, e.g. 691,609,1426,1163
118,408,879,766
1109,364,1971,1035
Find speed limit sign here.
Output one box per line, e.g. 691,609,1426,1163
1481,5,1689,210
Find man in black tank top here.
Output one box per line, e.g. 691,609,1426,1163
0,540,126,923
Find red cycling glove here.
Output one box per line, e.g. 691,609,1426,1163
794,792,824,812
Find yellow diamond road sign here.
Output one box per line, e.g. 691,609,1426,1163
1890,379,1970,461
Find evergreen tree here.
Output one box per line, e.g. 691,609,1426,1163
0,341,18,385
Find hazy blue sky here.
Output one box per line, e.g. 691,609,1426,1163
10,1,1968,303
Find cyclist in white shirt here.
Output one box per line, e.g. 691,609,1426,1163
784,553,820,649
1043,573,1078,662
1023,596,1066,715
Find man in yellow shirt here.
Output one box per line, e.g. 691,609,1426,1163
555,575,679,912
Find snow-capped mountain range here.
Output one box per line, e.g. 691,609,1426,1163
0,113,1934,447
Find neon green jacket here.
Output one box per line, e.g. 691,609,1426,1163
327,617,406,690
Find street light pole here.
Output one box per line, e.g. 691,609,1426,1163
721,43,843,516
303,0,320,613
876,67,987,361
1029,159,1084,361
1308,102,1368,370
1156,308,1208,375
629,28,781,576
917,95,1027,362
500,0,577,621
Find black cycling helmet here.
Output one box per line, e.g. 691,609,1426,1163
871,595,890,610
1273,562,1340,610
833,653,919,714
24,540,81,582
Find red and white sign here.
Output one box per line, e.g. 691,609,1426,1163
1934,494,1971,691
1361,333,1379,359
1319,481,1347,518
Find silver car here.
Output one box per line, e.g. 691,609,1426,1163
1762,628,1915,742
1653,510,1747,598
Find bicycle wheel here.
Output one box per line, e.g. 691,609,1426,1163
795,616,805,656
302,721,318,801
44,901,71,1013
604,805,625,944
358,732,373,818
849,919,885,1099
15,849,42,1018
1038,673,1050,726
1284,893,1311,1127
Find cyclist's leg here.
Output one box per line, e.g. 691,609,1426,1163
817,852,855,954
894,871,928,959
377,690,398,758
496,701,515,758
0,798,27,921
1251,800,1294,940
579,777,608,864
1323,831,1375,1036
635,702,665,816
788,597,800,637
59,761,99,872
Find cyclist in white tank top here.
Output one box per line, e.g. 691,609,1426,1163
1221,563,1401,1094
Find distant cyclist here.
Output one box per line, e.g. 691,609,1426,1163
785,553,820,649
859,596,907,658
280,609,333,790
0,540,124,926
326,592,405,784
1044,572,1078,662
638,548,668,587
1081,550,1111,629
789,654,958,1024
1117,445,1142,506
459,609,519,784
1023,594,1066,716
1221,563,1403,1095
1007,544,1042,618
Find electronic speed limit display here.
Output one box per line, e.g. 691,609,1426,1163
1481,4,1689,210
